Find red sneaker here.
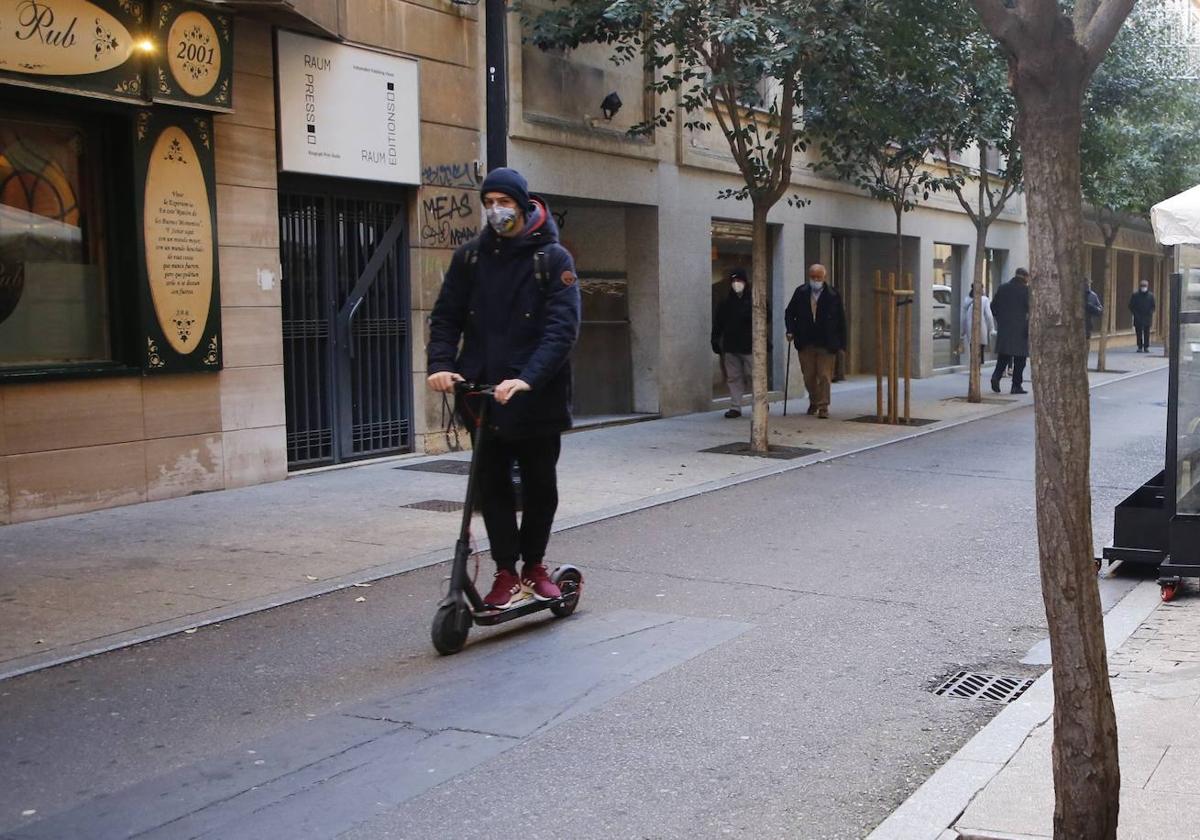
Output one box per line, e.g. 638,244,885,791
483,569,524,609
522,564,562,601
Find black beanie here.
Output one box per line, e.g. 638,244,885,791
480,167,531,210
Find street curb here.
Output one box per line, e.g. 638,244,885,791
0,364,1166,682
865,580,1163,840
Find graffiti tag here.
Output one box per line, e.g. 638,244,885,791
421,161,477,189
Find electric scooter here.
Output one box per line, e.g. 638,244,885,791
430,382,583,655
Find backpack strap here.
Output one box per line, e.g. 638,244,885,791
463,240,558,299
533,250,552,295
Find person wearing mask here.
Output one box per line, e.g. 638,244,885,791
712,268,754,418
1129,280,1157,352
785,263,847,419
990,268,1031,395
961,283,996,370
427,167,581,610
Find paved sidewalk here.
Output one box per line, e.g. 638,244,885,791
872,579,1200,840
0,348,1163,679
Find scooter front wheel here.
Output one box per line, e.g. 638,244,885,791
431,601,471,655
550,566,583,618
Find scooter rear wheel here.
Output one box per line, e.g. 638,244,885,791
431,601,471,655
550,567,582,618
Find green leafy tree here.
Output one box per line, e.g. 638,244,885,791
525,0,865,451
1083,0,1200,370
934,3,1022,403
804,0,961,404
972,2,1135,837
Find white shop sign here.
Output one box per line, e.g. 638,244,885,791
276,30,420,184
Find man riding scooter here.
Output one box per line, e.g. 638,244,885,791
426,167,581,609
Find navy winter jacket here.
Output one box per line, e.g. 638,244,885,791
427,197,581,438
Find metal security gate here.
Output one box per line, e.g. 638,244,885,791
279,178,412,469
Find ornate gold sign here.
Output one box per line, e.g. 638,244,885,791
152,2,232,111
166,10,218,97
142,122,213,355
0,0,135,76
0,0,145,102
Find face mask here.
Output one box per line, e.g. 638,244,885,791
731,281,745,294
1140,286,1149,292
810,279,824,290
485,205,519,235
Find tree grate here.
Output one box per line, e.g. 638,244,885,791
401,499,466,513
933,671,1035,704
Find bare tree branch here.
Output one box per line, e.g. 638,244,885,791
1078,0,1136,71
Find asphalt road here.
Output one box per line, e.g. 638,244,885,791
0,370,1168,840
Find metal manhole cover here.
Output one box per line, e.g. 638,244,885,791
401,499,466,513
396,460,471,475
700,443,821,460
848,415,939,427
934,671,1035,704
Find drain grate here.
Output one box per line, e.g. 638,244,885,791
401,499,466,513
934,671,1035,704
396,460,471,475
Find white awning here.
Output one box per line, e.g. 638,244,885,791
1152,183,1200,245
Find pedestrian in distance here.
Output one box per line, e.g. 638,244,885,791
1084,279,1104,339
785,263,847,419
1129,279,1157,352
961,282,996,369
427,167,582,610
712,268,754,418
990,267,1031,395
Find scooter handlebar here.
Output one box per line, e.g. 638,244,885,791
452,380,495,397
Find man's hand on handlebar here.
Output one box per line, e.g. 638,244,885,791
494,379,531,405
427,371,464,393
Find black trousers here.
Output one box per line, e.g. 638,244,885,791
475,433,562,571
992,354,1027,390
1135,323,1151,350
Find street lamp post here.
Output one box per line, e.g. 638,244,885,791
485,0,508,171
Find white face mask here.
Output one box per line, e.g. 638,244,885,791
485,205,519,235
809,279,825,290
731,281,746,294
1140,286,1149,292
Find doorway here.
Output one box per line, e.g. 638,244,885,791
278,177,412,469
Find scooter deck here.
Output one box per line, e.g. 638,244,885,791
472,595,563,626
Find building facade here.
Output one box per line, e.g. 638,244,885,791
0,1,1038,524
0,0,480,522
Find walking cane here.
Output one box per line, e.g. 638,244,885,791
783,339,791,416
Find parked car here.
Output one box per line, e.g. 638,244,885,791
932,284,952,338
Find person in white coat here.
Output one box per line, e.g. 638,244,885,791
961,283,996,369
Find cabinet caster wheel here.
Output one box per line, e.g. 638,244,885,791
1161,584,1179,603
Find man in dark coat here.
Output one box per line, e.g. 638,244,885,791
1129,280,1157,352
1085,280,1104,339
427,167,581,609
990,268,1031,394
712,268,754,418
785,263,847,418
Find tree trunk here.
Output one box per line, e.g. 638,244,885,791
750,201,770,453
969,222,988,403
1017,85,1121,840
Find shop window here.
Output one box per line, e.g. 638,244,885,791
0,106,131,375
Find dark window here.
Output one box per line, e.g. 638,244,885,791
0,94,135,378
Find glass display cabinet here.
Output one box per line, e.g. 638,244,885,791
1104,265,1200,600
1157,265,1200,597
